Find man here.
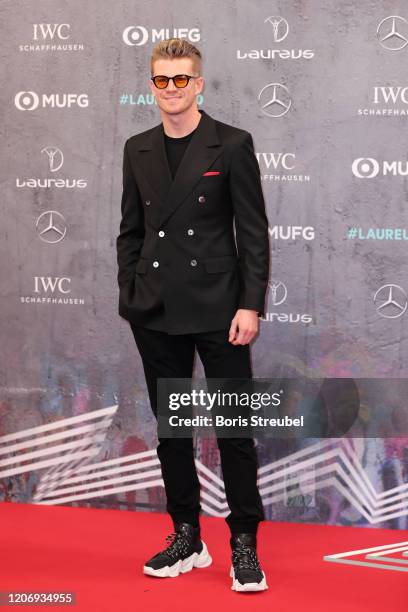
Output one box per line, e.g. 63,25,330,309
116,38,270,592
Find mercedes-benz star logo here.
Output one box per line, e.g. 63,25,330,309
377,16,408,51
36,211,67,243
373,284,408,318
258,83,292,117
264,16,289,42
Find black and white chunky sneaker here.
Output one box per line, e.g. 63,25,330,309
230,533,268,592
143,522,212,578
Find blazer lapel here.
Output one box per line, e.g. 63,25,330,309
136,109,222,230
136,122,173,230
159,109,222,228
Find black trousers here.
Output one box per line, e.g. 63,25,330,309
129,324,265,535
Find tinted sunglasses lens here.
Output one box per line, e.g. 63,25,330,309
174,75,189,88
154,76,169,88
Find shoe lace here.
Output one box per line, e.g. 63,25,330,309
163,531,190,560
232,543,261,572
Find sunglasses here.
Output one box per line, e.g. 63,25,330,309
151,74,200,89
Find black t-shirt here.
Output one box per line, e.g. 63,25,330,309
164,125,198,179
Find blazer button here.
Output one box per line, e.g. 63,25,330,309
145,200,151,206
187,229,194,236
158,230,165,237
153,261,159,268
198,195,206,203
190,259,197,266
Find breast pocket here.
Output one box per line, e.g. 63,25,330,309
198,173,224,187
195,173,227,204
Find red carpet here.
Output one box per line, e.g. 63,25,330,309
0,501,407,611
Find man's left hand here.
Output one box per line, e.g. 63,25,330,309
228,309,259,345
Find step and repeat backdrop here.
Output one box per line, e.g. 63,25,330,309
1,1,408,529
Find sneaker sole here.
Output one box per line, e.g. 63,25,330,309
143,541,212,578
230,566,268,592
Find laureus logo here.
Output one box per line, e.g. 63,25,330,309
264,16,289,42
262,280,313,324
42,147,64,172
237,16,314,60
269,280,288,306
16,146,87,189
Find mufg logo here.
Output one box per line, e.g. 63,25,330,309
352,157,408,177
123,26,200,46
14,91,89,110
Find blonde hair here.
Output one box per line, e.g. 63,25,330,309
151,38,202,75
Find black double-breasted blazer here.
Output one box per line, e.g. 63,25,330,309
116,108,270,335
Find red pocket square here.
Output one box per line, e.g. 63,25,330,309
203,171,221,176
